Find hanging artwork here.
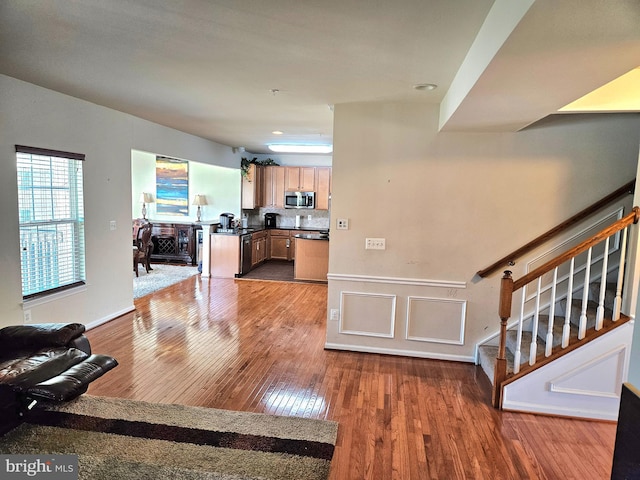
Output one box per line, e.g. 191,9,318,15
156,156,189,216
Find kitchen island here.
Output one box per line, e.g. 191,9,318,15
293,233,329,282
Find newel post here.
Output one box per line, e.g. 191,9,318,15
493,270,513,408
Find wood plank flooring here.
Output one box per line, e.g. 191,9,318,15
86,275,617,479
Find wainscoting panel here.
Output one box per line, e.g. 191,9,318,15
406,296,466,345
548,345,627,398
502,321,634,420
339,291,396,338
327,274,473,363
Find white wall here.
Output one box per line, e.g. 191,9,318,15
326,101,640,360
0,75,240,329
131,150,240,222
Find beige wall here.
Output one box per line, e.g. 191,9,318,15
0,75,241,329
327,101,640,360
131,150,240,223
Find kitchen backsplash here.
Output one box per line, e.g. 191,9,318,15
245,207,330,230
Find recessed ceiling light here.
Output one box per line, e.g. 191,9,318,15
272,130,284,135
413,83,438,91
268,144,333,154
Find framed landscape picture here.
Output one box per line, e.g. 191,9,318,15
156,156,188,216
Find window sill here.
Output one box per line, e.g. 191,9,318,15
22,284,87,309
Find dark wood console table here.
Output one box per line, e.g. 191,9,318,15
149,222,201,265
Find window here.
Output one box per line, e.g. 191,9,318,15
16,145,86,300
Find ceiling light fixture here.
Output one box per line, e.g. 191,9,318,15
413,83,438,91
272,130,284,135
268,144,333,154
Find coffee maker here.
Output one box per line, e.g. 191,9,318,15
219,213,235,230
264,213,278,229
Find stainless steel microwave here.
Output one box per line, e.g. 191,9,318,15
284,191,315,209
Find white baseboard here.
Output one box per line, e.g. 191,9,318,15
324,342,474,363
84,305,134,330
502,400,619,421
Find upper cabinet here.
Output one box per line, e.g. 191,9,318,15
263,166,285,208
243,164,331,211
314,167,332,210
241,164,264,209
285,167,315,191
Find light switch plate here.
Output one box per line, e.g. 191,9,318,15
365,238,386,250
337,218,349,230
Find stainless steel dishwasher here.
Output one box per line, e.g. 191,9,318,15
239,233,252,276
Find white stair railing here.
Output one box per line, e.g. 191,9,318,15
492,207,639,408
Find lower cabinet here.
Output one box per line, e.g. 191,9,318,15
251,231,268,268
269,230,291,260
210,234,240,278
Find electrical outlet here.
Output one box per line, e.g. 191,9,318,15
365,238,386,250
23,309,32,323
330,309,339,321
337,218,349,230
307,215,312,221
109,220,117,231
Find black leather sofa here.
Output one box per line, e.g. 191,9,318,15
0,323,117,435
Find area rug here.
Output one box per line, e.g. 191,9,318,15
133,264,199,299
0,396,338,480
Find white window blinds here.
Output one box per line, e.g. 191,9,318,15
16,145,86,299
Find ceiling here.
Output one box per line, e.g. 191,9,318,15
1,0,639,154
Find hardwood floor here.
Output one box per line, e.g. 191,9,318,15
86,275,617,479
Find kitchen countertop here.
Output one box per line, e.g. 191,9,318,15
212,226,329,236
293,233,329,241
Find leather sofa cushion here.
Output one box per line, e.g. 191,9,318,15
0,347,88,389
0,323,86,353
26,354,119,402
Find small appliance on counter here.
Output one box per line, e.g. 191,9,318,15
264,212,278,229
218,212,235,232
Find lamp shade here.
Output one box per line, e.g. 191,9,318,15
140,192,154,203
192,194,208,206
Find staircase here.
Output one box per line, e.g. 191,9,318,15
475,197,639,419
478,280,630,390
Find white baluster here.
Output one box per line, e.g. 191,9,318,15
545,267,558,357
562,258,574,348
529,277,541,365
595,236,610,331
514,285,526,374
578,247,593,340
613,226,628,321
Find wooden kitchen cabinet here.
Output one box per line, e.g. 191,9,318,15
269,229,292,260
285,167,315,191
251,230,267,267
210,234,240,278
314,167,331,210
242,164,264,209
263,166,285,208
294,237,329,282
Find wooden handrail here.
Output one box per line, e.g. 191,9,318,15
477,180,636,278
512,207,640,291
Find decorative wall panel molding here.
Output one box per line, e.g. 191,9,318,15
339,291,396,338
328,273,465,289
406,296,467,345
549,345,627,398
